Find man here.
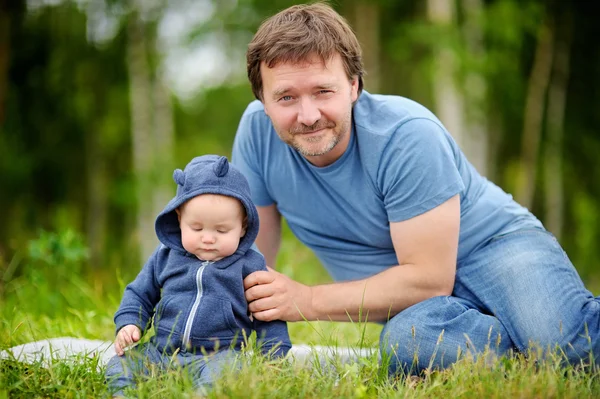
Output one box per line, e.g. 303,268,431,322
232,3,599,375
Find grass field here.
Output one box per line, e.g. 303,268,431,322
1,229,599,398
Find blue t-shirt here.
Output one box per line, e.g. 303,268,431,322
232,91,543,282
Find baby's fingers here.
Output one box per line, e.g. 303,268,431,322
114,339,125,356
131,327,141,342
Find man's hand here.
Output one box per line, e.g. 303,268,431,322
244,267,314,322
114,324,141,356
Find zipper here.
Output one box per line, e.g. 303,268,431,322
181,260,210,351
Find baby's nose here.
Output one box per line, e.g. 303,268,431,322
202,234,216,243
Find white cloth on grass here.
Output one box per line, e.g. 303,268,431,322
1,337,376,367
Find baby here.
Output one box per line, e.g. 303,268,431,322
106,155,291,396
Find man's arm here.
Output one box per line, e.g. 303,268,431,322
244,195,459,323
255,204,282,267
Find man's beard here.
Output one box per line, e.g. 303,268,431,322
280,110,351,157
290,120,338,157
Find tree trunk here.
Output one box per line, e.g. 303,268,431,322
427,0,466,151
152,73,175,222
0,1,10,126
352,1,381,92
85,124,107,270
516,19,554,209
544,15,572,240
127,13,158,263
461,0,489,176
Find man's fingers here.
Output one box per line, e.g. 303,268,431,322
252,308,280,322
247,296,278,314
245,283,274,302
243,270,276,289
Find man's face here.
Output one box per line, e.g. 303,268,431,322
260,53,359,167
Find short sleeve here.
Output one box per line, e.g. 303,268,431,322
231,104,275,207
379,118,465,222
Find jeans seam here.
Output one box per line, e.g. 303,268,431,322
486,227,551,246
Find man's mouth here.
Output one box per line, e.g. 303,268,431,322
291,122,335,136
299,128,325,136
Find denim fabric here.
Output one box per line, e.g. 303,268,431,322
381,228,600,375
105,343,239,396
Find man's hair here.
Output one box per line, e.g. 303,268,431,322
247,2,365,101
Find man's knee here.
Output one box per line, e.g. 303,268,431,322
379,295,513,375
379,296,455,376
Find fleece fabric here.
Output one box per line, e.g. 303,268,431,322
113,155,291,357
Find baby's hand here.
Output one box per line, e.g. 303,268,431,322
114,324,141,356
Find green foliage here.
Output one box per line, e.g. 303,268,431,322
26,229,89,274
0,355,107,399
0,230,117,343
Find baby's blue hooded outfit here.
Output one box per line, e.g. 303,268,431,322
106,155,291,395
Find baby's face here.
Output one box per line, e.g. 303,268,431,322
178,194,246,261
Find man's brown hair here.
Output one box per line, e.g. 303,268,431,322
247,2,365,101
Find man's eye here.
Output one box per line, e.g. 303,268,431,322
280,95,293,102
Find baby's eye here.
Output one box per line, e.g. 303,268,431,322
217,230,228,234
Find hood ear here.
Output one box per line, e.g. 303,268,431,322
213,156,229,177
173,169,185,186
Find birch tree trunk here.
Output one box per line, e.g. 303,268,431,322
516,19,554,209
544,16,572,240
127,13,158,262
461,0,489,176
352,1,381,92
427,0,466,151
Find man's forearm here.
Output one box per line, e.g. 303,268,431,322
255,224,281,267
255,205,282,267
309,263,454,322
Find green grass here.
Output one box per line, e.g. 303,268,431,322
1,229,599,398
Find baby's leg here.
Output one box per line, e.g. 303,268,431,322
105,342,166,397
181,349,241,394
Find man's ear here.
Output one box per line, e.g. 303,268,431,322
350,75,359,103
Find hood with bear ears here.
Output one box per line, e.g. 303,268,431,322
155,155,259,258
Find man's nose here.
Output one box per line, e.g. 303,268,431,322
297,97,321,127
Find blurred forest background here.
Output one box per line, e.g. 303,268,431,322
1,0,599,291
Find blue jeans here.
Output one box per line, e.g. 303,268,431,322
105,342,238,396
380,228,600,375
